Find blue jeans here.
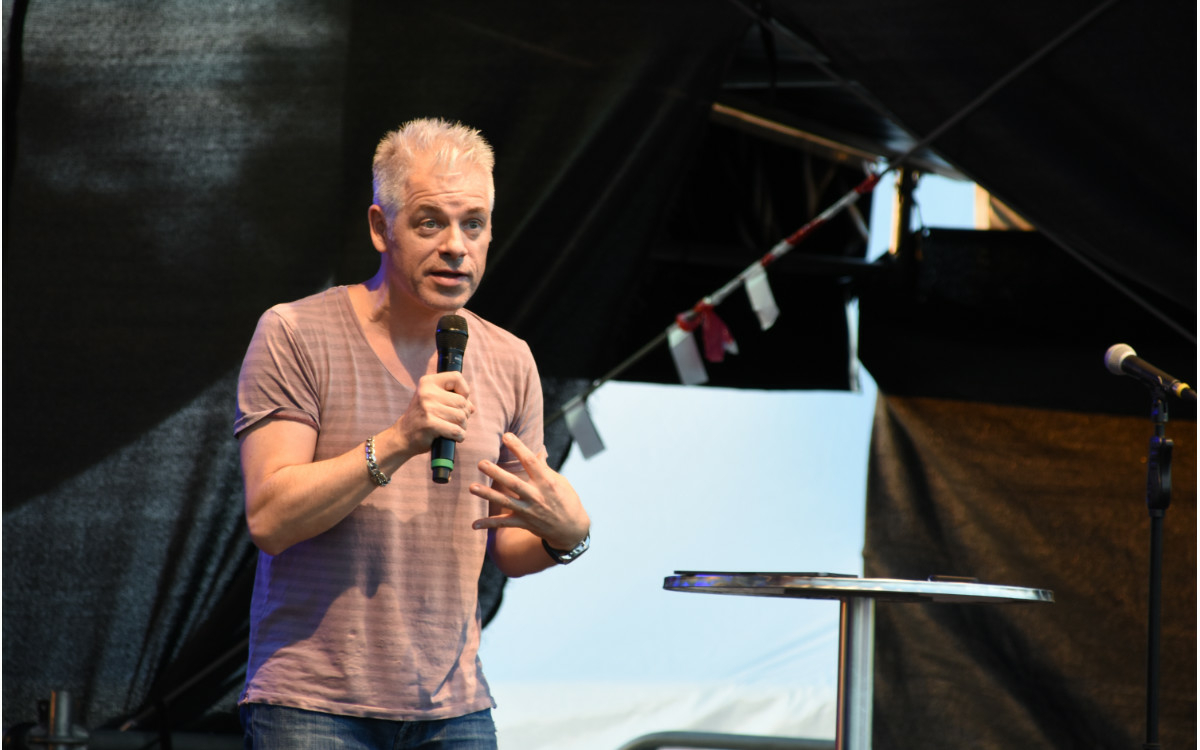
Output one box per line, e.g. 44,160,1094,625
240,703,497,750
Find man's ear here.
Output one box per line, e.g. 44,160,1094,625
367,204,390,254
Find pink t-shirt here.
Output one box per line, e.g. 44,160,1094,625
234,286,543,720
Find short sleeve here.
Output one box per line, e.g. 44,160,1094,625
234,307,321,438
495,341,544,473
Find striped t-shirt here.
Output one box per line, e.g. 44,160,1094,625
234,285,543,720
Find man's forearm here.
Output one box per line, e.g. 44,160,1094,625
487,527,560,578
242,422,418,555
245,450,378,555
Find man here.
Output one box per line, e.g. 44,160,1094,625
234,118,591,749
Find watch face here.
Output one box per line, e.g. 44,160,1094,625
567,534,590,559
545,534,589,564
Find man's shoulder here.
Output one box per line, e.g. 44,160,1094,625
262,286,348,327
459,310,539,371
460,309,529,352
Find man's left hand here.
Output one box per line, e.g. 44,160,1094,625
469,432,590,550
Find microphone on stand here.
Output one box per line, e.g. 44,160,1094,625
432,315,469,483
1104,343,1196,402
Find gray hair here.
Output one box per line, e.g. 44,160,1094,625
371,118,496,223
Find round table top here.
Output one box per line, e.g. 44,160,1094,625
663,572,1054,604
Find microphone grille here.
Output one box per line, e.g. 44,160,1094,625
1104,343,1134,375
436,315,469,351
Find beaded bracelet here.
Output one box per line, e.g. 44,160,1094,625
365,435,390,486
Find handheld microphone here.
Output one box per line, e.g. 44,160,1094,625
1104,343,1196,402
432,315,469,483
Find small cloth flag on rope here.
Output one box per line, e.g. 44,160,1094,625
668,301,740,384
699,305,738,363
563,398,606,459
743,263,779,330
667,321,708,385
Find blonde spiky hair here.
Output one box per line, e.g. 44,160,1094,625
371,118,496,223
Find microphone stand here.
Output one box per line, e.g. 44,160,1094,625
1141,389,1172,750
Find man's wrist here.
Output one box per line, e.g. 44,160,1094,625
542,532,590,565
365,435,390,486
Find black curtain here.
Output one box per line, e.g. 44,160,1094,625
858,228,1196,748
864,395,1195,749
5,0,356,731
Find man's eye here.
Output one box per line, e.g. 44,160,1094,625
465,219,483,231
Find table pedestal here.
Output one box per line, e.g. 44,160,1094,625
839,597,874,750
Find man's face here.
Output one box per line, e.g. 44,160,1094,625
377,154,493,314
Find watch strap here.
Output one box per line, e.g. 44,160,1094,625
542,533,590,564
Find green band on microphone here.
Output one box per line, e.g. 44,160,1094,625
431,458,455,470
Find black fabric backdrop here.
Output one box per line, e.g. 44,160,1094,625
856,226,1197,748
864,396,1195,749
3,0,1196,747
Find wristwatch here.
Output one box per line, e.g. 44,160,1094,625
542,533,590,564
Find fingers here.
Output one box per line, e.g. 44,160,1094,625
423,372,475,426
470,512,518,533
428,369,470,396
392,373,476,456
428,396,473,441
469,437,588,548
498,432,549,478
473,433,563,501
473,456,526,502
468,475,524,533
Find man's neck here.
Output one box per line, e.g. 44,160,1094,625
355,270,460,351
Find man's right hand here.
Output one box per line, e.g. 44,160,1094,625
384,370,475,463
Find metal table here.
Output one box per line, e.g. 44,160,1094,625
663,572,1054,750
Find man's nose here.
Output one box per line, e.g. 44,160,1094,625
440,224,468,259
